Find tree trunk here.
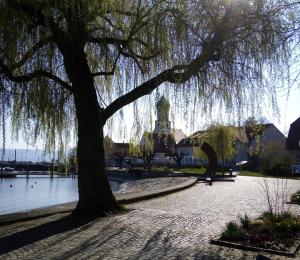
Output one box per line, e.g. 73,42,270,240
73,91,119,215
62,46,119,215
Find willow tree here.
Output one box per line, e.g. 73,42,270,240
205,124,236,173
0,0,296,214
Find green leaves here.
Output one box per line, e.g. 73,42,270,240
0,0,298,154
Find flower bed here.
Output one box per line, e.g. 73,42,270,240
212,213,300,257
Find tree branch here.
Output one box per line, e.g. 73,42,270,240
10,37,52,70
92,53,120,77
88,36,128,46
103,46,214,121
118,47,144,72
0,60,73,92
123,46,163,61
103,8,233,121
6,0,69,53
101,16,126,34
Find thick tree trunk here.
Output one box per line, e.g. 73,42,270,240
61,46,119,215
73,91,119,215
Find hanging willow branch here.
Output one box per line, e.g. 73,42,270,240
0,0,298,151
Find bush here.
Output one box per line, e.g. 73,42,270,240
221,211,300,246
276,217,300,233
221,221,245,241
259,218,273,234
291,191,300,204
261,211,300,233
259,142,292,176
239,214,251,229
263,164,291,176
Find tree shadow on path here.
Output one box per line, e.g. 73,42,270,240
0,214,97,256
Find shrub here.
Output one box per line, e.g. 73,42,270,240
239,214,251,229
259,142,292,176
276,217,300,233
291,191,300,204
221,221,245,241
262,211,278,223
261,211,300,233
263,165,291,177
259,218,273,234
258,178,291,217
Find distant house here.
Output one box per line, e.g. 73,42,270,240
176,131,204,166
237,123,286,164
286,117,300,167
107,142,130,168
177,123,286,167
111,142,129,157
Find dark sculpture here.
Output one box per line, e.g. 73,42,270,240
200,142,217,178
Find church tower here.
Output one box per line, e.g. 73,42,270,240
153,96,172,134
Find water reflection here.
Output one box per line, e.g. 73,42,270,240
0,176,120,215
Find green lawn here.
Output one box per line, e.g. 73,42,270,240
239,171,300,180
238,171,265,177
108,167,300,179
178,167,207,175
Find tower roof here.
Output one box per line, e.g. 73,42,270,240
156,95,170,108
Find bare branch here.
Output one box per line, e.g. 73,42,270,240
101,16,126,34
103,8,233,121
125,46,163,61
88,36,128,46
118,47,144,72
103,43,214,121
92,53,120,77
10,37,52,70
0,59,73,92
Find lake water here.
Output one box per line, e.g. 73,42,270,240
0,176,121,215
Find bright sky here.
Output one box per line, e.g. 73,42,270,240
174,86,300,137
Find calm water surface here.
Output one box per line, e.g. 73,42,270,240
0,176,120,215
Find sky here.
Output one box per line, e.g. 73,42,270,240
271,86,300,135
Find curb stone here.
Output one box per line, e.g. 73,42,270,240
211,239,300,258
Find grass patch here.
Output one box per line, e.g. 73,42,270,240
238,171,265,177
178,167,207,175
150,167,173,172
238,171,300,180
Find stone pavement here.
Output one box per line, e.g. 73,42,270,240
0,176,300,259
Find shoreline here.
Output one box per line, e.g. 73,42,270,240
0,177,197,225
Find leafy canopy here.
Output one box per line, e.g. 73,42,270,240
0,0,298,153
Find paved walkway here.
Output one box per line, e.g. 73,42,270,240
0,176,300,259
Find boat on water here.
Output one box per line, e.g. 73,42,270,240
0,167,17,177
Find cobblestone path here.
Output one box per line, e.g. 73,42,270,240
0,176,300,259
